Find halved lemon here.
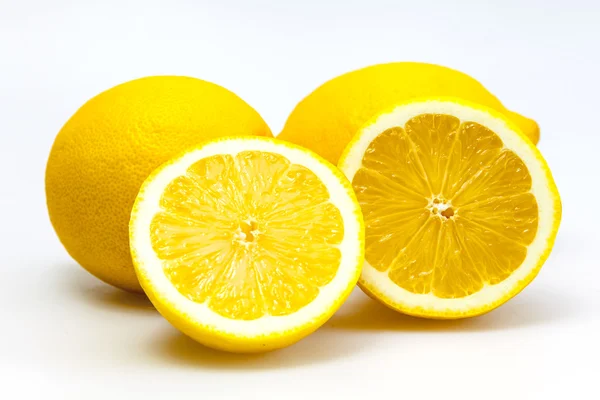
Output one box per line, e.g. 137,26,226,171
130,137,364,352
339,98,561,318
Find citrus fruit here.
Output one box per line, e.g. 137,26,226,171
279,62,540,165
46,76,271,292
129,137,364,352
338,98,561,318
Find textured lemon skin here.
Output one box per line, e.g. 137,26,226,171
338,97,561,319
130,137,365,353
46,76,272,293
279,62,540,164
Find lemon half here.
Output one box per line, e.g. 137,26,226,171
339,98,561,318
130,137,364,352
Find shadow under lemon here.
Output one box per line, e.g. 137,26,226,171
327,286,574,332
58,262,155,314
148,325,369,370
59,261,574,368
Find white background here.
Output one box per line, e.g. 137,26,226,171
1,0,599,398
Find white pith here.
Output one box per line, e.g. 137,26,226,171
130,137,363,337
338,100,558,313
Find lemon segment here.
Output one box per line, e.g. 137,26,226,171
339,99,560,318
130,137,364,352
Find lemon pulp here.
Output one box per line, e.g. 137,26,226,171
149,151,344,320
353,114,539,299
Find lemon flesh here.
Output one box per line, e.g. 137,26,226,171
339,99,560,318
151,151,344,320
355,115,537,298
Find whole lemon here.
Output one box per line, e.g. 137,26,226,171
46,76,272,292
279,62,540,165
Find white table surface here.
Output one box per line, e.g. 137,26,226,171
1,1,599,398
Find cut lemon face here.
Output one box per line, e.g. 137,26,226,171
339,99,561,318
130,137,363,352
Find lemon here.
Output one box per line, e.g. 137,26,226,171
129,137,364,352
279,62,540,165
338,98,561,318
46,76,271,292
